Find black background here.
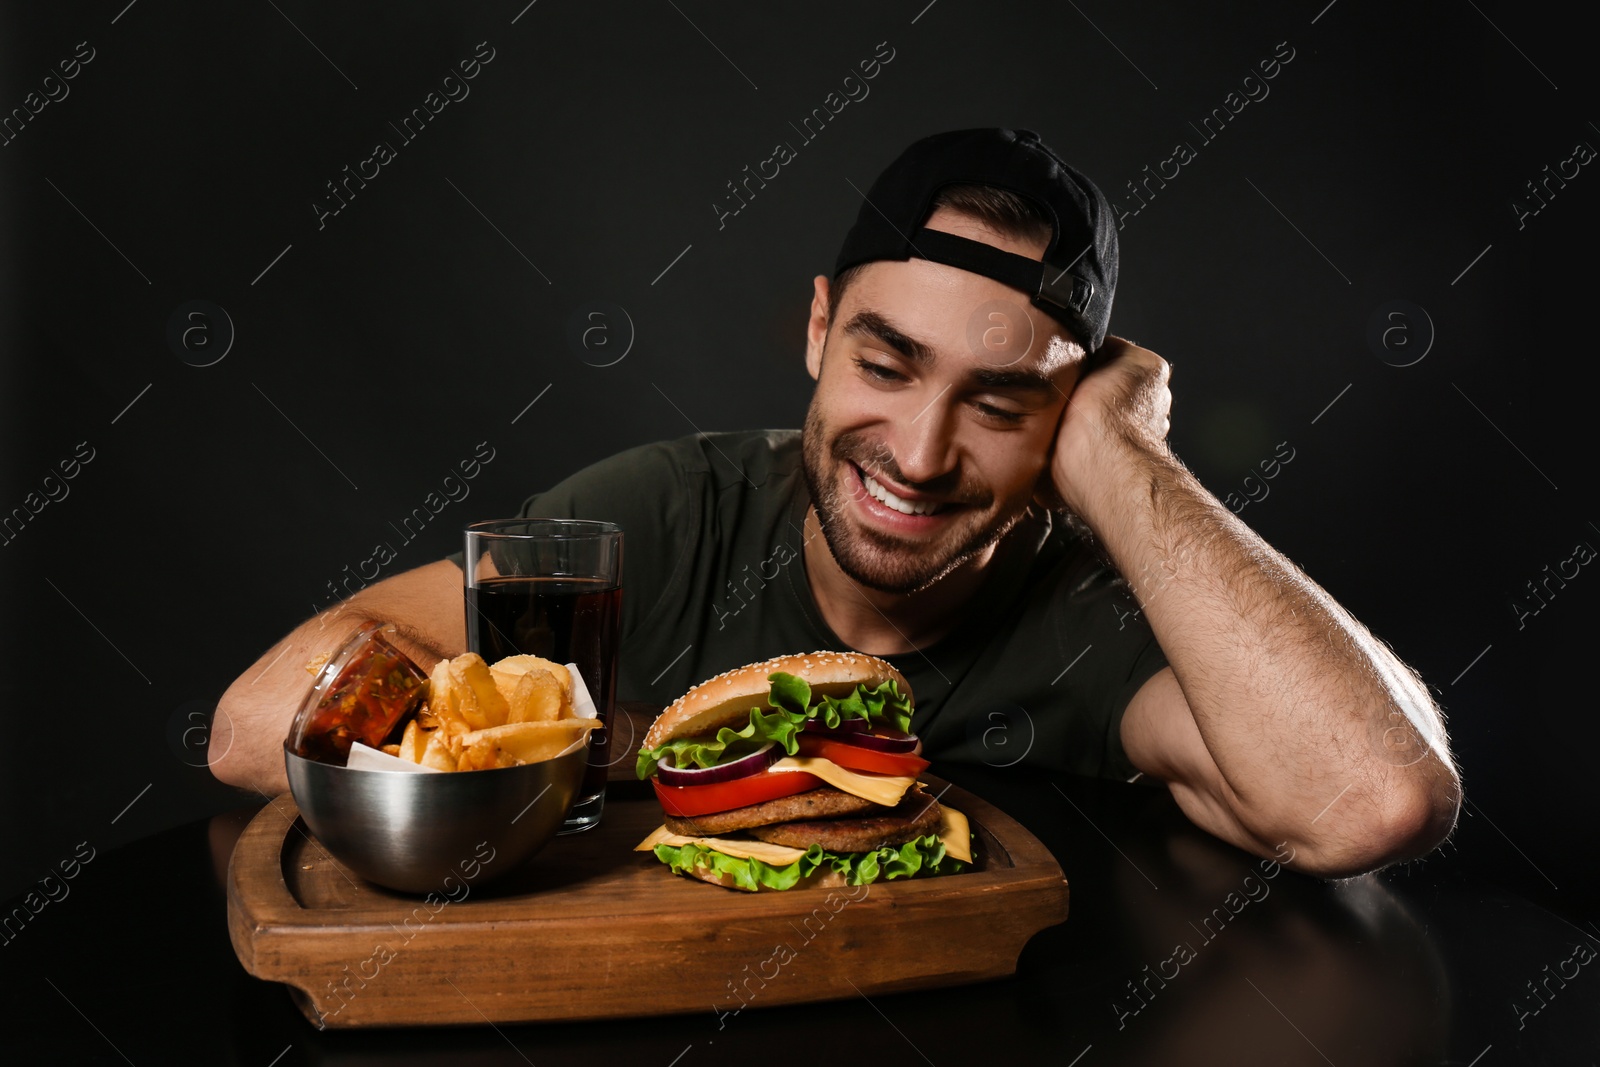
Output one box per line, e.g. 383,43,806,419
2,0,1594,933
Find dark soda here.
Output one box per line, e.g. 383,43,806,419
465,576,622,798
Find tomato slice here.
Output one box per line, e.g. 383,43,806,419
795,736,930,777
652,769,823,817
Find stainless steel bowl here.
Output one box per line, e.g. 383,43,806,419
284,744,586,893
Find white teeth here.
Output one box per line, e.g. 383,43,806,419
862,472,939,516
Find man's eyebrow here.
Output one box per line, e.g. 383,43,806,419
841,310,934,365
971,367,1056,395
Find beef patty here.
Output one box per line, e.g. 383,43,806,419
662,786,879,837
749,789,941,852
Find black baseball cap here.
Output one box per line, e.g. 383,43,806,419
833,127,1118,352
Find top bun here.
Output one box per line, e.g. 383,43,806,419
643,651,911,750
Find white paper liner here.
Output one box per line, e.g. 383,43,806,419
565,661,598,719
346,741,443,772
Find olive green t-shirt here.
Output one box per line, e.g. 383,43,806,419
493,431,1169,780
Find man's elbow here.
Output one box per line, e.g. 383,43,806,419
206,695,279,795
206,700,246,788
1292,767,1462,879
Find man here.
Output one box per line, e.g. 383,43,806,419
212,128,1460,877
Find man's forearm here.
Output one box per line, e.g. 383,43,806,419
209,604,372,796
1072,439,1460,864
208,561,467,796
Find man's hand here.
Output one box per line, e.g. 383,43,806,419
1048,336,1174,516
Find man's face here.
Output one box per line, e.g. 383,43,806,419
801,208,1087,595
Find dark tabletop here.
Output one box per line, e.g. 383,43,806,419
3,758,1596,1067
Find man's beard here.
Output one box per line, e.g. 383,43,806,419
800,400,1027,595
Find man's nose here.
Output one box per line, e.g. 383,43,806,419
892,388,958,486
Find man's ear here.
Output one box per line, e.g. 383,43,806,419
805,275,829,381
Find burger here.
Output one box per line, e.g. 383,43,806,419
633,651,972,891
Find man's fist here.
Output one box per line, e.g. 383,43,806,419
1046,336,1174,514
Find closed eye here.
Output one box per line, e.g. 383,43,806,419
853,355,906,383
973,400,1026,426
853,353,1030,426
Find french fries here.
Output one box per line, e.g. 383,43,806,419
387,652,593,771
419,729,461,772
464,720,600,765
491,655,571,700
507,669,564,723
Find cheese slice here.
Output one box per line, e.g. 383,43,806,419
766,756,916,807
636,805,972,866
938,805,973,864
634,825,809,865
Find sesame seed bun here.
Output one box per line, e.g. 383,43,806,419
642,650,911,750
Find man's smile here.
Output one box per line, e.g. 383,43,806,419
844,460,979,538
855,463,950,517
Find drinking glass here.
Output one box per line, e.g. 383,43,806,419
464,519,622,832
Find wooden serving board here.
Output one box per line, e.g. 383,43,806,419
228,771,1068,1029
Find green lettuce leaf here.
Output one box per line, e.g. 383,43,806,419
634,706,805,780
635,672,915,779
652,833,963,891
766,672,813,717
813,678,915,734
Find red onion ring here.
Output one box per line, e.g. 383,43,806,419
656,741,779,786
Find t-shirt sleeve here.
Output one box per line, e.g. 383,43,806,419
1101,632,1169,781
452,442,699,643
1050,552,1170,782
912,539,1171,782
